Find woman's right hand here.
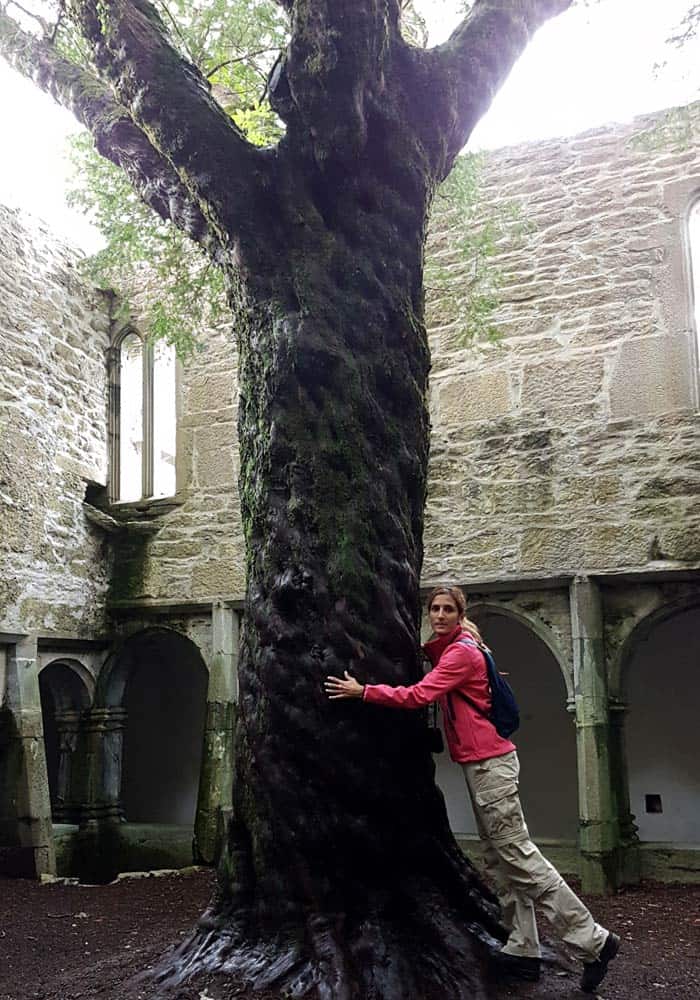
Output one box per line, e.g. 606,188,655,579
324,671,365,700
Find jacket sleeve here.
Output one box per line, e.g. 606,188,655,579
363,641,482,709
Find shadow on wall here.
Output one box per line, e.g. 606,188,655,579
625,606,700,844
121,631,208,826
434,610,577,841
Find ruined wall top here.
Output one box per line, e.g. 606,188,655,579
423,102,700,586
2,102,700,626
0,204,112,636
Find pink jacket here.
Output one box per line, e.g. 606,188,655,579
363,624,516,763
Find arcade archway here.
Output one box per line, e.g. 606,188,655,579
434,608,577,840
38,660,92,823
624,605,700,844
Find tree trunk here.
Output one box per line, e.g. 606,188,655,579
157,161,504,999
0,2,575,995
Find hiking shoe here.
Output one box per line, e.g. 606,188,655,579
580,932,620,993
491,951,541,981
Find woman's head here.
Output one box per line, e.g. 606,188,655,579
426,585,482,641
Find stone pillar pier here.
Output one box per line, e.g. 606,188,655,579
72,706,127,882
194,603,238,865
609,697,641,885
570,577,618,894
53,709,83,824
82,706,127,825
1,637,55,877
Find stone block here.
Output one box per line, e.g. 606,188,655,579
521,355,605,412
520,522,651,574
431,370,514,426
191,558,245,601
183,372,234,414
653,524,700,563
193,423,237,489
609,335,693,418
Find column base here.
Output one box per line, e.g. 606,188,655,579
580,850,618,895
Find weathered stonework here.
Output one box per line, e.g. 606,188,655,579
108,321,245,606
424,103,700,586
1,103,699,888
0,206,112,636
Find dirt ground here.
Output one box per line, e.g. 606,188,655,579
1,869,698,1000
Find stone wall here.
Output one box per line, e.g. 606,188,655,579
0,206,111,636
424,102,700,586
110,103,700,607
109,321,245,606
3,104,699,615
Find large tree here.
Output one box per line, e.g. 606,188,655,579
0,2,571,996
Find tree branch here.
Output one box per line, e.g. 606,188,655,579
0,7,219,254
423,0,574,177
207,48,281,81
7,0,52,36
67,0,275,253
271,0,403,165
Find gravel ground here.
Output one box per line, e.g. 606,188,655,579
1,869,698,999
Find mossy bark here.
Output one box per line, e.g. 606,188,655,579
165,162,506,997
0,0,574,994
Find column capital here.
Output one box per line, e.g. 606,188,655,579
54,709,83,728
87,707,127,729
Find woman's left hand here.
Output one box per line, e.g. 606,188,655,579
324,671,365,700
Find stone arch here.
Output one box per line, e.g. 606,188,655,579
97,627,209,826
433,601,578,841
39,658,95,709
611,591,700,698
38,659,93,823
616,595,700,844
469,601,573,704
108,323,177,502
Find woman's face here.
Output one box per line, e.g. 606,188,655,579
429,594,461,635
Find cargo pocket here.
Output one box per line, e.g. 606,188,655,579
473,781,527,844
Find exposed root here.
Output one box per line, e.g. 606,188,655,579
145,883,505,1000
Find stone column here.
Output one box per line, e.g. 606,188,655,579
608,697,641,885
53,709,83,824
81,707,127,824
1,637,56,877
194,603,238,865
570,577,618,894
71,706,127,882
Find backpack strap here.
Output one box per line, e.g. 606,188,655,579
449,638,492,722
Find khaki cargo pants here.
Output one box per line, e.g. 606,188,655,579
462,750,607,962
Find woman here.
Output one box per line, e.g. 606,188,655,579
324,585,619,993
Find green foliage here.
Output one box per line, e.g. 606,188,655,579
63,0,517,354
64,0,288,355
426,153,530,347
630,104,699,155
400,2,429,48
67,132,226,357
637,3,700,153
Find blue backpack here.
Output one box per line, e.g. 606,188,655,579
455,637,520,739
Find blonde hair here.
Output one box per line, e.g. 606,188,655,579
426,585,483,642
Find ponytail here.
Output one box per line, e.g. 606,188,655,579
462,616,483,643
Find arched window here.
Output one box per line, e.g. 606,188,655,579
153,340,177,498
109,330,177,503
690,200,700,387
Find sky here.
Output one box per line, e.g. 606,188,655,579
0,0,698,251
